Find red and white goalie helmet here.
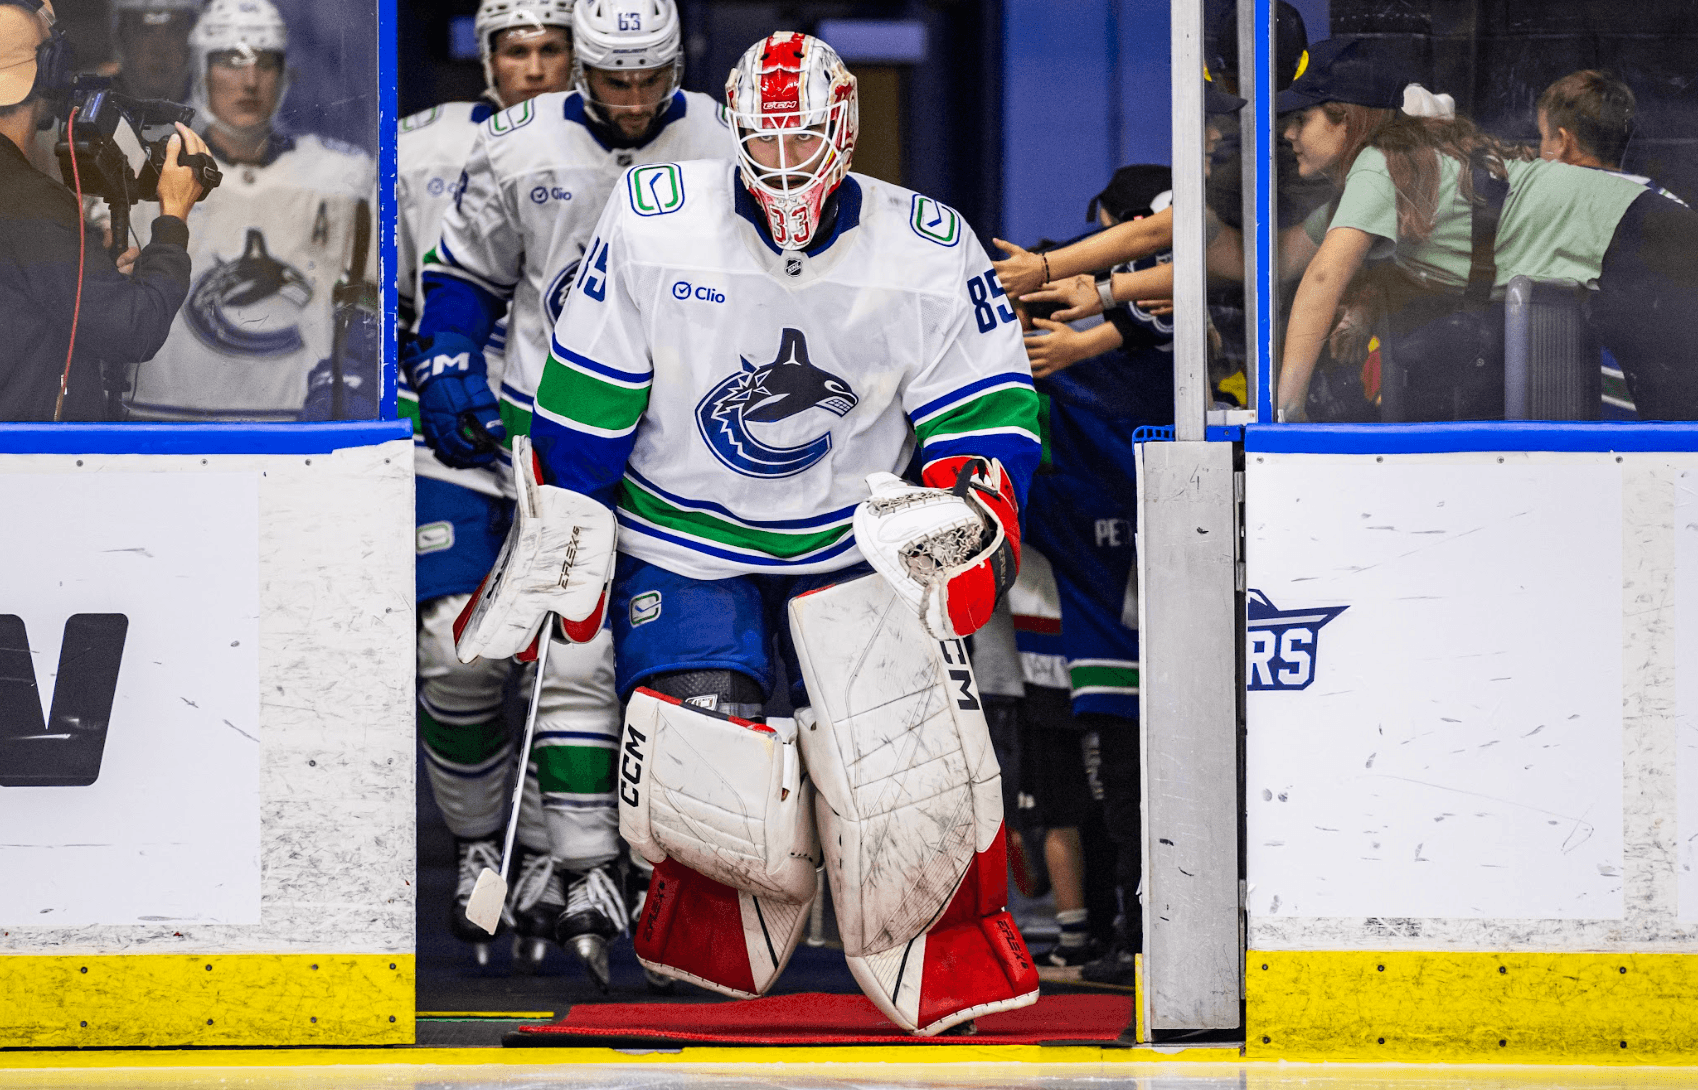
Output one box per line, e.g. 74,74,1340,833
725,32,857,250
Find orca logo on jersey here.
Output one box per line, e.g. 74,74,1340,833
1245,590,1347,691
0,614,128,788
185,229,313,357
694,328,859,479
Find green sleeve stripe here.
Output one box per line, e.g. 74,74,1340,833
618,478,852,559
536,353,650,433
399,391,422,435
1069,664,1140,693
499,397,532,444
914,386,1041,446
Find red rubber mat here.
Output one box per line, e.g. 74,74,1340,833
507,992,1134,1047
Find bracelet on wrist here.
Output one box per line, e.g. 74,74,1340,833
1040,253,1051,284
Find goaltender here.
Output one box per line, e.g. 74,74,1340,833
0,0,209,421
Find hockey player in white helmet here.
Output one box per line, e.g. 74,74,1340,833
109,0,200,102
406,0,730,989
453,31,1042,1034
121,0,375,420
395,0,575,973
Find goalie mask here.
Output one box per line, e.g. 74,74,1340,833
571,0,681,137
189,0,289,142
726,31,857,250
475,0,574,107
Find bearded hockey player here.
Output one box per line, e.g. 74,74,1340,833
455,32,1042,1034
407,0,728,987
122,0,375,420
396,0,576,973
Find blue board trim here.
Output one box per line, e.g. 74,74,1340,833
378,0,399,420
1245,423,1698,454
0,421,413,455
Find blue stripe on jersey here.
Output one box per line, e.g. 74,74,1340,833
921,431,1041,507
616,512,862,569
552,340,652,385
1014,628,1066,657
418,271,509,351
532,414,634,508
499,382,533,408
624,465,858,530
911,371,1035,422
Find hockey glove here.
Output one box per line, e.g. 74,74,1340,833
403,331,506,468
454,436,618,663
853,456,1021,639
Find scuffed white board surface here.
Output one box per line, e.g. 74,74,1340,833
0,472,260,926
0,440,414,954
1679,468,1698,922
1246,456,1623,921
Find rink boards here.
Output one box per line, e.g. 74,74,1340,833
1241,438,1698,1064
0,423,416,1047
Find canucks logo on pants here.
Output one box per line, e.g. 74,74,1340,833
694,327,858,478
185,228,313,356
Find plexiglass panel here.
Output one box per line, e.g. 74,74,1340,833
1266,0,1698,424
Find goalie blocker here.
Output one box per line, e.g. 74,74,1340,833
619,574,1037,1035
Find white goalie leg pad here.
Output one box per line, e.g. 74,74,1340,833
789,573,1005,961
454,435,618,663
618,689,819,906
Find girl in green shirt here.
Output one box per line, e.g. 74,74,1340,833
1276,38,1698,421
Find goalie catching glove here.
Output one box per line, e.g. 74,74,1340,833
853,456,1021,639
454,435,617,663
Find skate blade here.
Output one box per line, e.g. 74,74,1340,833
644,967,677,994
464,869,507,935
512,936,550,975
472,942,492,969
571,933,611,993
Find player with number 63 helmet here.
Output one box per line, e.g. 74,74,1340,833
571,0,681,142
725,31,857,250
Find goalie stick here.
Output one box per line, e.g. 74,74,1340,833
463,611,554,935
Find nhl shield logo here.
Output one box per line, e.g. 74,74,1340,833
694,328,858,479
184,228,312,357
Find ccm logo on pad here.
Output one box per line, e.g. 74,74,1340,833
619,724,646,806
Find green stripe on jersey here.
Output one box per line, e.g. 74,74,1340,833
499,396,532,445
419,711,509,766
914,385,1041,447
1069,663,1139,694
618,477,853,560
536,354,649,433
399,389,422,435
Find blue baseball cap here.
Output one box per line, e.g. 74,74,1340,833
1275,37,1411,113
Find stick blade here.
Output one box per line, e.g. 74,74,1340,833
465,868,507,935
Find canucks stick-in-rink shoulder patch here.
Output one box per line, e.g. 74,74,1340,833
400,105,441,133
488,98,535,136
628,163,685,217
1245,590,1346,691
629,590,663,627
910,195,961,247
695,327,858,479
416,521,455,555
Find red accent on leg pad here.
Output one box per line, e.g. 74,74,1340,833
913,825,1036,1029
561,593,606,643
634,857,758,997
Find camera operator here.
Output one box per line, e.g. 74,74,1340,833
0,0,208,421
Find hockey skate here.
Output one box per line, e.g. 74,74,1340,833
555,862,627,992
507,849,565,975
450,836,505,967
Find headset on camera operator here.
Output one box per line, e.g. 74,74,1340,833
0,0,212,421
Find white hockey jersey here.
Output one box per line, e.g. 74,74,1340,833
531,160,1043,581
397,100,507,497
418,88,732,477
126,133,376,420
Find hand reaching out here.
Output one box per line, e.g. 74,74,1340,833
1018,275,1100,322
991,238,1048,298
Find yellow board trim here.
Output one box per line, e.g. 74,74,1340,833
0,954,413,1048
1247,950,1698,1065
